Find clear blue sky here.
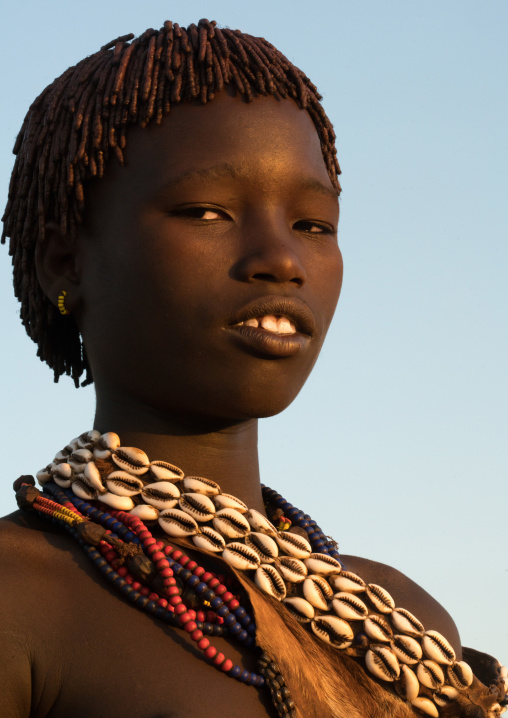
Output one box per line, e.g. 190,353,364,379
1,0,506,665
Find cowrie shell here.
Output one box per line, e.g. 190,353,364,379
245,532,279,563
434,685,459,706
311,616,354,650
53,475,72,489
410,697,439,717
105,471,143,497
283,597,315,622
150,460,184,482
213,508,250,539
98,491,134,511
390,634,422,665
364,614,393,643
212,493,248,513
93,447,111,461
80,429,101,446
141,481,180,510
158,508,199,537
54,450,70,462
112,447,150,476
76,431,95,449
417,660,445,690
99,432,120,450
71,479,97,500
245,509,277,536
52,462,73,488
192,526,226,552
70,448,93,463
255,564,286,600
447,661,473,690
391,607,425,637
332,592,368,621
394,664,419,701
422,630,456,665
303,574,333,610
84,462,106,493
304,553,342,576
329,571,366,594
76,438,92,450
130,504,159,521
179,493,216,522
365,645,400,682
366,584,395,614
182,476,220,496
275,531,312,559
222,542,261,571
36,465,54,484
69,449,93,472
277,556,307,583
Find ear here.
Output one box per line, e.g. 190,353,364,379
35,222,81,312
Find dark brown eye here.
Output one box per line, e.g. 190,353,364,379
173,206,230,220
293,220,334,234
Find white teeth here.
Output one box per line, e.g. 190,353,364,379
260,315,278,332
277,317,294,334
239,315,297,335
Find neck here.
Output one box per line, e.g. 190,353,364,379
93,393,265,514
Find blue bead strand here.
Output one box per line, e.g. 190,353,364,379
46,482,257,644
261,485,343,565
38,507,264,686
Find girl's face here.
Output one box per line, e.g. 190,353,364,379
77,92,343,424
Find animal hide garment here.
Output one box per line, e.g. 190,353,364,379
178,541,503,718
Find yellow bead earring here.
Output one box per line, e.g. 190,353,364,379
57,290,70,315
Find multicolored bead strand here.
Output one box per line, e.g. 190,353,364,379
17,480,271,695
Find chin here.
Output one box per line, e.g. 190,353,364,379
232,388,304,420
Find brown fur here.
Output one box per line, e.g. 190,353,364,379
242,577,503,718
238,571,418,718
179,540,502,718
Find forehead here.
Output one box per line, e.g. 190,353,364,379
85,92,337,216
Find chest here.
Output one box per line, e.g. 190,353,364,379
34,579,278,718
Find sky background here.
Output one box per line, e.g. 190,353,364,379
0,0,506,666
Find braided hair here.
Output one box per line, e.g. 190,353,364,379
2,19,341,387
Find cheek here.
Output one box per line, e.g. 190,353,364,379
312,246,344,328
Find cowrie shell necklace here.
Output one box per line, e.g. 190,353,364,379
34,430,507,717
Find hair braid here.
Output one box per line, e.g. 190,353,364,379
2,18,341,387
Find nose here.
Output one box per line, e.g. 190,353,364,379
233,218,306,287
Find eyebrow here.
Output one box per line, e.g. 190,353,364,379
160,162,243,189
296,177,339,199
159,162,338,199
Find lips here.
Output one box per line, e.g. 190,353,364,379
225,296,316,358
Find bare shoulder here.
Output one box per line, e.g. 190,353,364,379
341,553,461,657
0,512,80,718
0,510,76,582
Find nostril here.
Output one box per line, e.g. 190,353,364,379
252,273,303,286
252,273,275,282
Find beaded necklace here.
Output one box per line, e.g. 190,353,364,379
16,429,507,718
